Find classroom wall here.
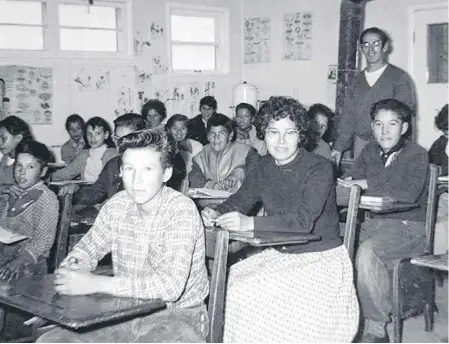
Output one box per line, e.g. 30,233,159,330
0,0,242,158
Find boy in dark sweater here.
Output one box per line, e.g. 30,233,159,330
339,99,429,343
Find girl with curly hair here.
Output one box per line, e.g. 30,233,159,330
201,96,359,342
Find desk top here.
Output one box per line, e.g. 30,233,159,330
336,187,419,213
206,227,320,247
0,274,165,329
411,254,448,272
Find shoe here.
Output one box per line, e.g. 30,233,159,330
361,333,390,343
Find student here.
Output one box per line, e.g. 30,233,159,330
306,103,334,160
61,114,85,164
0,116,33,189
187,96,217,145
429,104,448,176
189,113,259,193
141,99,167,128
37,128,209,343
332,27,417,165
166,114,203,174
201,96,359,342
0,140,58,280
234,102,267,156
339,99,428,342
52,117,118,183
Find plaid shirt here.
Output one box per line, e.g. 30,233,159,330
0,181,59,262
63,186,209,309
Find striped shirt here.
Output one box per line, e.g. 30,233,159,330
63,186,209,309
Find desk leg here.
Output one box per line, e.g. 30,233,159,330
207,230,229,343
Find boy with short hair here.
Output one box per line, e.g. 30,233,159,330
187,96,218,145
234,102,267,156
37,128,209,343
61,114,85,164
339,99,429,343
0,140,58,280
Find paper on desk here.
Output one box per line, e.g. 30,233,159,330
50,180,91,186
438,176,449,182
0,225,28,244
360,196,395,205
188,188,232,198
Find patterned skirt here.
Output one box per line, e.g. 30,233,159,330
223,245,360,343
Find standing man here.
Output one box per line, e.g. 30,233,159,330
332,27,417,165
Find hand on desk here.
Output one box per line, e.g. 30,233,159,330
0,251,34,281
215,212,254,232
201,207,220,227
337,178,368,190
58,184,80,196
54,267,103,295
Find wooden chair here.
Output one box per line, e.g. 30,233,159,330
205,185,362,343
392,164,439,343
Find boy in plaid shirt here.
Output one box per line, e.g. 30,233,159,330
38,128,209,343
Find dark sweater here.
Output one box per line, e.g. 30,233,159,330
216,148,341,254
334,64,417,152
429,135,448,176
187,115,209,146
343,141,429,222
74,153,187,205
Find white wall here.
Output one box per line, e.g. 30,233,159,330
241,0,341,110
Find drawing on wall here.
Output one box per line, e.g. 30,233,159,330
134,30,151,54
244,17,271,64
137,69,151,84
150,21,164,40
115,87,134,117
0,65,53,124
189,82,200,99
204,81,216,96
138,91,150,110
327,65,337,83
283,12,313,61
152,56,169,75
153,88,170,103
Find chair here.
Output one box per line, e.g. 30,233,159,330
392,164,439,343
205,185,362,343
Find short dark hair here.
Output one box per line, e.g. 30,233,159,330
141,99,167,122
360,27,389,46
435,104,448,132
166,114,189,130
15,140,52,169
236,103,257,118
117,127,174,170
114,113,147,131
199,96,217,111
253,96,310,148
0,115,33,141
370,99,413,125
206,113,237,142
307,103,335,143
85,116,114,148
65,114,85,132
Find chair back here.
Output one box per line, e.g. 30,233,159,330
48,193,73,272
424,164,439,255
343,185,362,261
205,228,229,343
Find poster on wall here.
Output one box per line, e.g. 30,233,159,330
243,17,271,64
0,65,53,124
283,12,313,61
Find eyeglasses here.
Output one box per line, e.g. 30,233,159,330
264,129,300,142
361,40,383,49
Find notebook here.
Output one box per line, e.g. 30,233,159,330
188,188,232,198
0,226,28,244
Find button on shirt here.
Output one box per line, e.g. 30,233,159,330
63,186,209,309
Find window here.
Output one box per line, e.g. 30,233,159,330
59,4,120,52
0,0,44,50
168,4,229,74
0,0,131,57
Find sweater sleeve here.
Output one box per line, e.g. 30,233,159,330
342,146,368,180
52,151,86,181
253,159,334,233
334,81,357,153
367,149,429,202
394,72,417,111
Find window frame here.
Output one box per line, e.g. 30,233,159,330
167,2,230,76
0,0,133,60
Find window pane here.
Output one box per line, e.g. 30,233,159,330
427,23,448,83
0,1,42,25
59,4,116,29
0,26,43,49
171,15,215,43
60,29,117,51
172,45,215,70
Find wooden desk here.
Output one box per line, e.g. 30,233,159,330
336,186,419,213
411,254,448,272
0,274,165,329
